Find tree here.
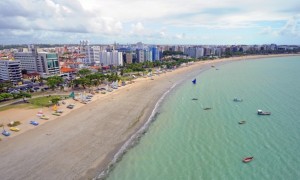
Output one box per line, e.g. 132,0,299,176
0,93,13,101
73,78,89,89
46,76,64,90
0,81,13,93
77,68,92,78
18,91,32,102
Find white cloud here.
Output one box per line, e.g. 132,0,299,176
260,14,300,37
278,14,300,36
0,0,300,44
175,33,186,39
130,22,145,35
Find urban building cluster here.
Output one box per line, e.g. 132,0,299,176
0,42,299,86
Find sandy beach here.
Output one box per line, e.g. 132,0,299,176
0,54,298,180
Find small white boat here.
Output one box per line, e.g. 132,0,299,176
257,109,271,115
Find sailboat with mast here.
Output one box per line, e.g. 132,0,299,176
192,78,196,84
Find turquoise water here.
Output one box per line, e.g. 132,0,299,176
107,56,300,180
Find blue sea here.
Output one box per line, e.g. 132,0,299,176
106,56,300,180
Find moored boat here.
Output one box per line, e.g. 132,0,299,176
257,109,271,115
239,121,246,124
233,97,243,102
243,156,254,163
2,130,10,136
203,107,212,110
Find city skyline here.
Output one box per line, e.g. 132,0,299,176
0,0,299,45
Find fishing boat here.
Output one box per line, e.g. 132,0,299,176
257,109,271,115
30,121,39,126
2,130,10,136
52,112,61,116
203,107,212,110
40,115,49,120
243,156,254,163
233,97,243,102
10,127,20,132
239,121,246,124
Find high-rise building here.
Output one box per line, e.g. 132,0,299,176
136,49,144,63
150,46,160,61
37,52,60,75
144,50,153,62
0,60,22,85
125,53,133,64
14,45,39,73
90,46,100,64
99,50,123,66
14,45,60,76
184,47,204,58
79,41,100,65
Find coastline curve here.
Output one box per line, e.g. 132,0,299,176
95,83,179,180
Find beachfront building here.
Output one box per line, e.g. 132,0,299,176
124,53,133,64
79,40,101,65
89,46,100,65
99,50,123,66
0,60,22,85
136,49,145,63
150,46,160,61
184,47,204,58
144,49,153,62
37,52,60,76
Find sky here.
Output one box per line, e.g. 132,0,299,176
0,0,299,45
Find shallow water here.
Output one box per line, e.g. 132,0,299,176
107,56,300,180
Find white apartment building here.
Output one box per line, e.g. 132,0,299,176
79,41,101,65
99,50,123,66
184,47,204,58
144,50,153,62
0,60,22,85
136,49,145,63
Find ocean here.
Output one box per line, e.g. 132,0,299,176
106,56,300,180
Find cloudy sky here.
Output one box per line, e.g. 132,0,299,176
0,0,299,45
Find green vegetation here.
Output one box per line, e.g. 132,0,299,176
0,81,13,93
28,95,66,107
46,76,64,90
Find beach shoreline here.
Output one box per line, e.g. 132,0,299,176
0,54,298,180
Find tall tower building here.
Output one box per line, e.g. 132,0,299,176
0,60,22,85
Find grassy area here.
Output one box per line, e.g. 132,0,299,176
0,95,68,112
28,95,67,107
